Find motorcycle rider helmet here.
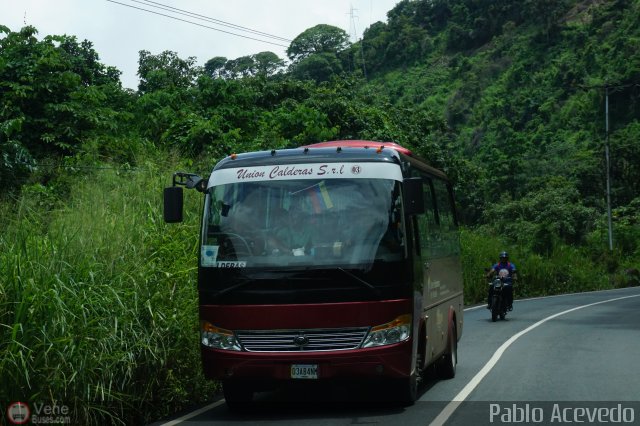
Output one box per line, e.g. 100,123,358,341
499,251,509,260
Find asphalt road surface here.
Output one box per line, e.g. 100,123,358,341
153,286,640,426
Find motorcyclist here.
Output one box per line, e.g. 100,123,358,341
486,251,517,311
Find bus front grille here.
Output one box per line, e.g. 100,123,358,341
235,327,370,352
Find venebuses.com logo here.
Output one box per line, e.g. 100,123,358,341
6,402,30,425
5,401,71,425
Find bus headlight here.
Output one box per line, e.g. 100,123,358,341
201,321,242,351
362,314,412,348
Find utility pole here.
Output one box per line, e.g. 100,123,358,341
348,5,358,43
605,85,613,251
580,80,631,251
348,5,367,78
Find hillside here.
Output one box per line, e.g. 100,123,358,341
2,1,639,240
1,0,639,423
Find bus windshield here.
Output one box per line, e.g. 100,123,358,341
201,178,406,270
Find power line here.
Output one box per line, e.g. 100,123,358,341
105,0,290,49
132,0,292,43
573,81,640,91
107,0,290,47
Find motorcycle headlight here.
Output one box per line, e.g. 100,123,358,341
362,314,412,348
201,321,242,351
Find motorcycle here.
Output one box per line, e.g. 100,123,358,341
488,269,511,322
489,277,507,321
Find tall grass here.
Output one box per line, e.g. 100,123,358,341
0,161,217,424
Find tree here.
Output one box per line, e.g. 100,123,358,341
286,24,350,63
0,25,131,192
482,178,598,253
289,52,343,83
204,56,227,78
357,22,391,74
58,36,121,86
523,0,572,41
137,50,200,93
252,51,285,77
224,55,256,78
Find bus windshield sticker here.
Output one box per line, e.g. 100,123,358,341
208,162,403,188
201,245,219,267
216,261,247,268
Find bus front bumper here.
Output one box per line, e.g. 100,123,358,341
201,341,413,382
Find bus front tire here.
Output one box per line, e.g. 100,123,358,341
223,381,254,411
390,371,418,406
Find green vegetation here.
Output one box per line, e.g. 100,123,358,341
0,158,216,424
1,0,639,423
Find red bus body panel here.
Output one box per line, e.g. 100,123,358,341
200,299,414,381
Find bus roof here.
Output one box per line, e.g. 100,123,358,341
304,140,447,181
303,140,413,156
215,140,404,170
213,140,447,181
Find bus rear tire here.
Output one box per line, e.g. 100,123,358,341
437,322,457,379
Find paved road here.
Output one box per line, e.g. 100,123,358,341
154,286,640,426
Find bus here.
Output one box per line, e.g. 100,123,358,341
163,140,463,408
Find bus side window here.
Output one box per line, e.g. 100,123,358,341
412,174,460,259
416,175,439,259
431,179,459,256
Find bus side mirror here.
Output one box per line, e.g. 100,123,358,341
403,177,425,215
164,186,184,223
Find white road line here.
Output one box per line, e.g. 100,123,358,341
429,293,640,426
464,286,638,311
158,399,225,426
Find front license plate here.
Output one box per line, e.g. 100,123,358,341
290,364,318,379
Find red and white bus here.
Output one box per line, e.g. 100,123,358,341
164,140,464,408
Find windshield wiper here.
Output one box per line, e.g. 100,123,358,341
337,267,381,297
212,269,380,298
211,278,256,299
210,271,289,298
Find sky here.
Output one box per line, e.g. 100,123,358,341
1,0,401,89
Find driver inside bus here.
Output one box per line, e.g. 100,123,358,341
267,206,313,256
217,190,264,256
